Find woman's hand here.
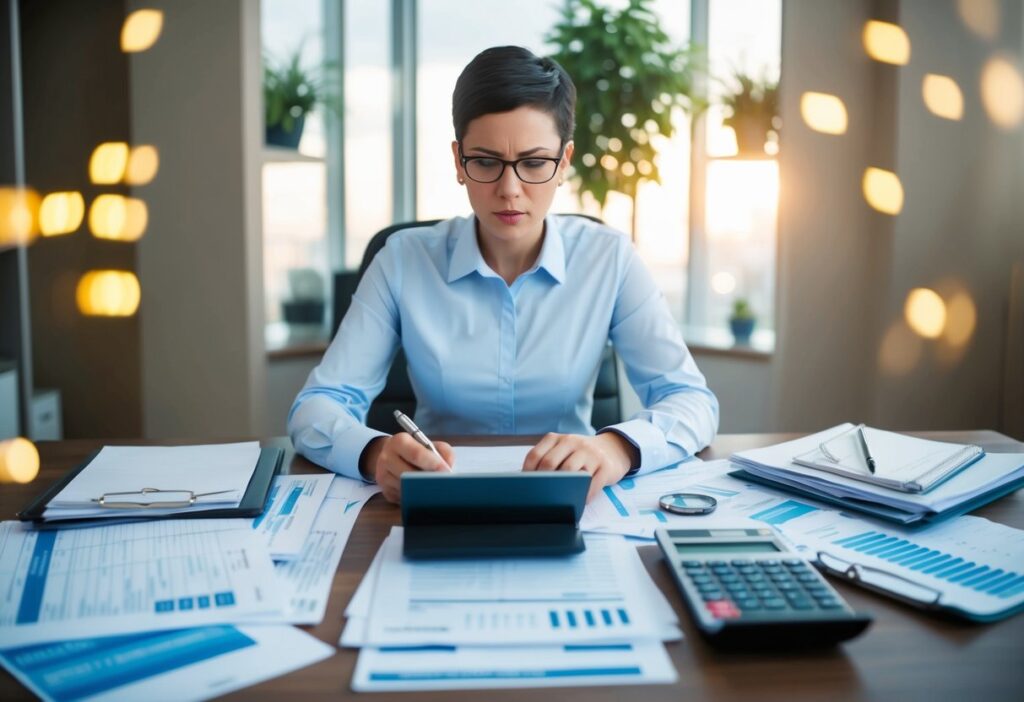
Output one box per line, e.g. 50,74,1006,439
522,432,638,502
360,434,455,504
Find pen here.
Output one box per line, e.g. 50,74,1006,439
393,410,450,470
857,425,876,474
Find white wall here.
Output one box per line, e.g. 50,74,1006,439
130,0,267,438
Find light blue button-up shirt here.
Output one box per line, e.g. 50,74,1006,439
288,215,719,481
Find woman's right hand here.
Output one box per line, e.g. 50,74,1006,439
359,434,455,504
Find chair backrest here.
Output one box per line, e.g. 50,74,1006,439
333,216,621,433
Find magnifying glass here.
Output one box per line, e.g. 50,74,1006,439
658,492,718,516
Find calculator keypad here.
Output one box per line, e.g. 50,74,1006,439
682,558,845,619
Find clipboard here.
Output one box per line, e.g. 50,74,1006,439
17,447,284,525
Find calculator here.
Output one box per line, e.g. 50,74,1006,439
656,527,872,649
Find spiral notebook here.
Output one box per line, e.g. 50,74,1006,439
793,425,983,494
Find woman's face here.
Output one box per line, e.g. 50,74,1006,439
452,106,573,247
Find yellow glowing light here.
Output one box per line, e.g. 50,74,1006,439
0,437,39,484
39,191,85,236
636,160,653,176
957,0,999,41
600,154,619,171
862,167,904,215
904,288,947,339
800,92,848,134
863,20,911,65
878,321,923,376
705,160,779,240
943,291,977,347
76,270,141,317
121,9,163,53
621,162,636,177
89,142,129,184
89,195,148,241
981,56,1024,130
125,145,159,185
0,187,40,246
922,74,964,121
711,271,737,295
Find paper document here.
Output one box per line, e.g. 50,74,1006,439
452,445,532,473
0,519,285,646
0,625,333,702
778,511,1024,620
361,528,661,646
351,640,676,691
253,473,334,560
44,442,261,519
275,476,380,624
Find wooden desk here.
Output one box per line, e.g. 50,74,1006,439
2,431,1023,700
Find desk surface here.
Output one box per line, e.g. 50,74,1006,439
3,431,1024,701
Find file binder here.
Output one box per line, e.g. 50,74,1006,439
17,446,283,525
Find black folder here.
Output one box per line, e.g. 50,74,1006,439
401,472,589,559
17,446,284,526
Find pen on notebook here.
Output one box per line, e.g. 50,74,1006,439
857,425,876,474
393,410,450,470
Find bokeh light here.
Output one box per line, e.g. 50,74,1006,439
957,0,999,41
800,92,848,135
125,145,160,185
711,271,737,295
943,290,977,348
862,167,904,215
0,437,40,484
89,195,148,241
863,20,911,65
904,288,947,339
76,270,141,317
878,321,923,376
121,9,164,53
39,191,85,236
922,74,964,121
0,187,40,246
980,56,1024,130
89,142,129,184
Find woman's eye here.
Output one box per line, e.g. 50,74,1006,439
473,158,500,168
520,159,548,169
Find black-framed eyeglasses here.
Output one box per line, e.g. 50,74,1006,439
458,145,565,184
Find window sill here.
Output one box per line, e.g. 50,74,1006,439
682,325,775,360
266,322,330,360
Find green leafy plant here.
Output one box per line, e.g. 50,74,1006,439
263,49,337,135
720,68,779,156
731,298,755,320
546,0,703,232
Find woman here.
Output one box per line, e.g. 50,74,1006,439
289,46,719,504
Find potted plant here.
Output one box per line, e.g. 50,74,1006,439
729,298,756,345
263,50,336,149
547,0,704,237
720,68,779,156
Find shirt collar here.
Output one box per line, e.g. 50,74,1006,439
446,215,566,285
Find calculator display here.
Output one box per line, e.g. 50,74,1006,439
675,542,780,555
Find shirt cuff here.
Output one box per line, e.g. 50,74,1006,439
324,422,388,482
601,419,690,476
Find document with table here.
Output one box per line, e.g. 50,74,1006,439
342,526,680,691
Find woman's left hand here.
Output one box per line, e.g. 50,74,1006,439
522,432,639,503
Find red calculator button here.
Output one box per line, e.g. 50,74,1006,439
706,601,741,619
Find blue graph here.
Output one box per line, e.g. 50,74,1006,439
638,509,668,523
548,607,630,629
750,500,819,525
833,531,1024,599
690,483,740,498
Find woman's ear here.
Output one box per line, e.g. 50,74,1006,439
451,141,465,184
561,140,574,171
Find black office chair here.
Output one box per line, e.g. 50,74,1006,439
333,216,621,433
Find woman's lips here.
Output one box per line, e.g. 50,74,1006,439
495,211,524,225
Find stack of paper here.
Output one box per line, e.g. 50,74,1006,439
341,527,679,692
0,471,382,701
731,425,1024,525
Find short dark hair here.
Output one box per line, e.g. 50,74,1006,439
452,46,576,145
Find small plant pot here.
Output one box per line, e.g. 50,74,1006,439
266,114,305,149
282,299,324,325
728,118,770,157
729,317,756,345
